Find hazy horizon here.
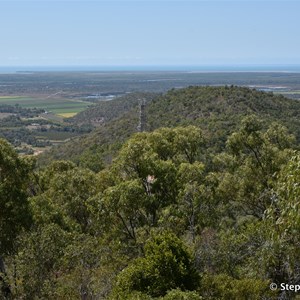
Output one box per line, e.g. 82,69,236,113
1,0,299,67
1,64,300,74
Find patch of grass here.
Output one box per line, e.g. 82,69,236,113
0,96,23,99
57,112,78,118
275,91,300,95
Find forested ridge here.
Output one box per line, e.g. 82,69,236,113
1,86,300,299
38,86,300,166
68,92,158,126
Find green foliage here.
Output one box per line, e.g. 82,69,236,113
77,144,104,172
112,232,200,298
161,289,202,300
221,115,295,218
101,126,205,241
12,223,71,299
201,274,275,300
1,96,300,299
38,160,77,190
260,153,300,286
269,153,300,241
175,162,219,237
109,289,202,300
50,233,124,300
31,164,100,232
0,139,33,255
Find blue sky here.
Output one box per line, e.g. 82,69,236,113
0,0,299,67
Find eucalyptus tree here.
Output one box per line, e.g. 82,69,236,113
0,139,33,297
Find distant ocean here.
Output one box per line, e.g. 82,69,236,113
1,65,300,73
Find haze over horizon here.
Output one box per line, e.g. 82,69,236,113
0,0,299,67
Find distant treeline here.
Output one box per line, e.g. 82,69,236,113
0,104,45,117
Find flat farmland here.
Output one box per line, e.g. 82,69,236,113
0,96,92,117
1,71,300,119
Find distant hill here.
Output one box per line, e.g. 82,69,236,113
38,86,300,166
68,92,158,125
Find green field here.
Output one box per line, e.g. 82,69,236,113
0,96,91,116
274,90,300,95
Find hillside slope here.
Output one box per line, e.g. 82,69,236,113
38,86,300,165
68,92,157,125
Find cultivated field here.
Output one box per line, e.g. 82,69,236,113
1,71,300,119
0,96,91,117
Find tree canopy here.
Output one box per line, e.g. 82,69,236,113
0,105,299,299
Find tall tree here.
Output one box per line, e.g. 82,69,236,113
112,232,199,298
0,139,33,296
